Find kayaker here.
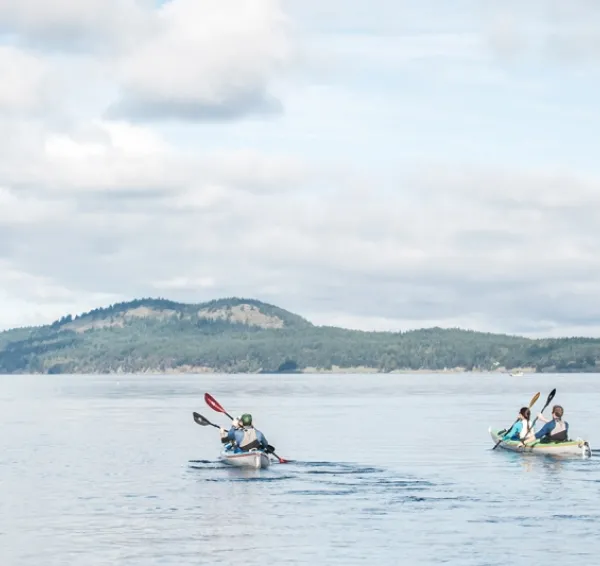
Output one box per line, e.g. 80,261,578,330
501,407,535,441
220,413,269,452
529,405,569,443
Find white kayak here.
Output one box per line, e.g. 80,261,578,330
219,448,271,469
489,427,592,458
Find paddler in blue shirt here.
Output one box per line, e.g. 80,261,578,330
525,405,569,444
220,413,269,452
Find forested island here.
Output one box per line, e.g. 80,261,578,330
1,297,599,374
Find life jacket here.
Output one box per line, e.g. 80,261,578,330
519,420,534,439
548,419,568,442
238,426,261,451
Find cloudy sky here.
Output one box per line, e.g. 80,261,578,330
1,0,599,337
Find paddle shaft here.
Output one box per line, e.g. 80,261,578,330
492,391,540,450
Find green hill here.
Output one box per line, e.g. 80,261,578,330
1,296,600,374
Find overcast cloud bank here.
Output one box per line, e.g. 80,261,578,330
1,0,599,337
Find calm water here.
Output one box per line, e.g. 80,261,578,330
1,373,599,565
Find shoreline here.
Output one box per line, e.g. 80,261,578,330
2,365,566,375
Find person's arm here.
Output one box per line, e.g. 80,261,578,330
536,413,550,424
257,430,268,448
534,421,554,440
503,421,521,440
220,426,237,441
219,427,233,444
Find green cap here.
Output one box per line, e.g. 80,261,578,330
241,413,252,427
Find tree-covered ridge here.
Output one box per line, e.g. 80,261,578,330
1,297,600,374
50,296,312,333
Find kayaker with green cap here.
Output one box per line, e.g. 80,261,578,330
220,413,269,452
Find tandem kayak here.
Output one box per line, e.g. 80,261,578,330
489,427,592,458
219,447,271,469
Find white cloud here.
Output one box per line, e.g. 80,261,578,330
0,112,320,207
0,185,73,225
1,0,296,121
4,134,600,334
109,0,294,121
0,46,54,113
152,276,217,291
39,120,175,192
2,107,600,335
203,149,311,194
0,0,153,51
0,260,123,328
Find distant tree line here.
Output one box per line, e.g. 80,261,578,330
1,298,600,374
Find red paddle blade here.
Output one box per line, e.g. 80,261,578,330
204,393,226,414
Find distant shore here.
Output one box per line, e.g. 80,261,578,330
156,364,540,374
7,367,597,375
8,365,544,375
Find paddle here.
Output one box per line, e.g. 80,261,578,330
492,391,540,450
520,388,557,446
192,411,220,429
204,393,289,463
204,392,234,420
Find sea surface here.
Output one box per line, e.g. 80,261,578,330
0,372,599,565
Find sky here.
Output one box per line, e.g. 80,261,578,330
1,0,600,337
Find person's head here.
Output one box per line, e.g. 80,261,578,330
240,413,253,428
552,405,564,420
519,407,531,420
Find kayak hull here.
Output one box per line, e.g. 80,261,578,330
489,427,592,458
219,449,271,469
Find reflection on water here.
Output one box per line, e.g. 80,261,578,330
517,454,565,474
